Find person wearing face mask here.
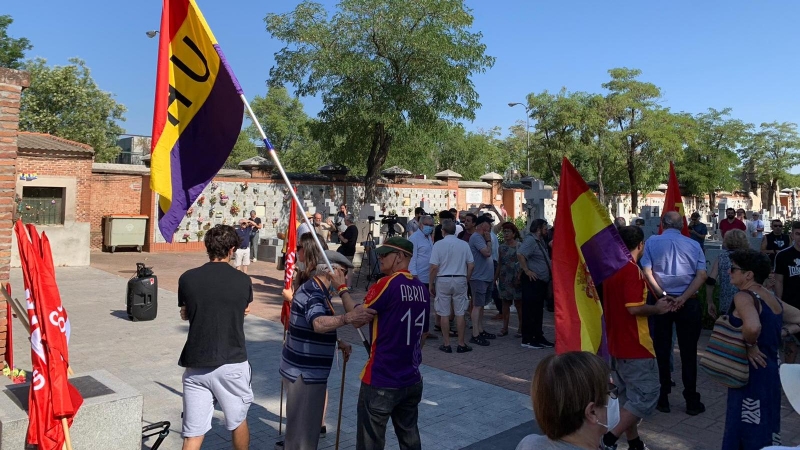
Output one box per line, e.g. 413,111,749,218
602,227,671,450
517,351,619,450
409,214,437,338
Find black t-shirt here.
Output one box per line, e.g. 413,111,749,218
433,224,444,243
251,217,262,236
178,262,253,367
766,233,790,264
774,246,800,308
337,224,358,256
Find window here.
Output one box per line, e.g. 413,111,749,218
18,187,65,225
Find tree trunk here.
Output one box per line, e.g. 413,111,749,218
627,149,638,216
768,178,779,212
708,191,716,215
545,153,559,187
364,123,392,203
596,157,605,204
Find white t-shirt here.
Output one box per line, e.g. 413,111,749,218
430,235,474,276
516,434,586,450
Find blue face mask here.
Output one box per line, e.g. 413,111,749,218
422,225,434,235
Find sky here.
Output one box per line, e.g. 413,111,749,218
5,1,800,149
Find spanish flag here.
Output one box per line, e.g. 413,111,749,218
658,161,690,236
552,158,632,354
150,0,244,242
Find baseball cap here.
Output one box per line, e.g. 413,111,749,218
324,250,354,269
375,237,414,256
476,215,494,226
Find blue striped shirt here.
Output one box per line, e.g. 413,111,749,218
280,277,337,384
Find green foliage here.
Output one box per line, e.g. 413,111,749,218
0,15,32,70
224,131,259,169
266,0,494,201
19,58,126,162
741,122,800,210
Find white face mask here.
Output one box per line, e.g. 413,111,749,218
596,396,620,432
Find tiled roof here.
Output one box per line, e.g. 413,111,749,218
17,132,94,154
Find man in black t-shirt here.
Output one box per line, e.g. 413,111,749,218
336,213,358,259
773,220,800,363
761,219,790,265
247,210,263,261
178,225,254,450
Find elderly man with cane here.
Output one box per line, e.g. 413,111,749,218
278,250,376,450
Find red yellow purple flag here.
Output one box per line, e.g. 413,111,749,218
552,158,633,354
658,161,690,236
150,0,244,242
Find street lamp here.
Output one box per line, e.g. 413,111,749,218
508,102,530,174
146,30,159,38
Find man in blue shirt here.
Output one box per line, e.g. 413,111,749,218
687,212,708,251
640,211,707,416
409,214,437,338
234,219,251,274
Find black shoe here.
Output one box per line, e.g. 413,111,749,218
536,337,554,348
457,344,473,353
275,441,284,450
480,331,496,340
656,394,670,413
521,341,544,349
439,345,453,353
320,426,327,437
686,400,706,416
469,336,490,346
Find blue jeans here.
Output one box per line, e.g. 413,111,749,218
356,381,423,450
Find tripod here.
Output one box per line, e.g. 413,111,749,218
355,224,383,290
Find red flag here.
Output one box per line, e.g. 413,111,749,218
281,197,298,330
659,161,690,237
15,221,83,449
4,284,12,370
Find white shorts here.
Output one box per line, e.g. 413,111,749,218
182,361,253,437
234,248,250,266
435,277,469,316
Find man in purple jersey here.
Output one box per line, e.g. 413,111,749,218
357,237,430,450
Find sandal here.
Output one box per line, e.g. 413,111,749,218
498,329,508,337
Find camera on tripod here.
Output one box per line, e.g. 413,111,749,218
379,213,398,226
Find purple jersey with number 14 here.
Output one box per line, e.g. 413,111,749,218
360,270,431,389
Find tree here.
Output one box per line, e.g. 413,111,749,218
677,108,747,209
603,68,685,214
741,122,800,211
19,58,126,162
0,15,32,70
266,0,494,201
224,131,259,169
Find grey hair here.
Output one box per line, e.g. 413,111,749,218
420,215,434,226
661,211,683,230
441,218,456,235
316,263,344,273
250,210,256,215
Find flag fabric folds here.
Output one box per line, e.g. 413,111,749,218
659,161,690,236
150,0,245,242
281,196,298,330
15,220,83,449
3,284,12,371
552,158,633,354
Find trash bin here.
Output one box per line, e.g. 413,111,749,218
104,215,148,253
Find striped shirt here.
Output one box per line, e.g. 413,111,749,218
280,277,337,384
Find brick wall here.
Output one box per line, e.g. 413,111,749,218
0,68,29,363
16,153,92,222
89,173,143,249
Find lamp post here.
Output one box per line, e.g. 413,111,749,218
508,102,530,174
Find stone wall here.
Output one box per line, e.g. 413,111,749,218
0,68,29,362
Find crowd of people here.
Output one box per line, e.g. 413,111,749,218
175,203,800,450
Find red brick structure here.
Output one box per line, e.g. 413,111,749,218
89,166,144,249
0,68,30,362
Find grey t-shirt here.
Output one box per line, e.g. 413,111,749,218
516,434,586,450
518,234,551,282
469,232,494,282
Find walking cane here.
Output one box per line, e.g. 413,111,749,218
335,350,348,450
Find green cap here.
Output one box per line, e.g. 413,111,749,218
375,236,414,256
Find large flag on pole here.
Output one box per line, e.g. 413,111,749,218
658,161,690,236
150,0,245,242
281,195,298,330
15,221,83,449
552,158,633,354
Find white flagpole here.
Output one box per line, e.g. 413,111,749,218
239,94,371,355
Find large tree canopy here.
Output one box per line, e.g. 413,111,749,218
266,0,494,201
20,58,127,162
0,15,32,70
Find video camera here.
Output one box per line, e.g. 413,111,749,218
379,213,398,226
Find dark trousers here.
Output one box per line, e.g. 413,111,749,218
492,261,502,312
520,277,547,343
356,381,423,450
653,297,702,401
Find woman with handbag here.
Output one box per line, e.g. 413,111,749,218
721,250,800,450
497,222,523,337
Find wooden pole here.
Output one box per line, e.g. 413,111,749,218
335,353,347,450
1,283,29,334
61,418,73,450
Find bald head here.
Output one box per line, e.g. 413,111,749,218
662,211,683,230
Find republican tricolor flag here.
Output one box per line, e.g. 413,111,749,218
552,158,633,354
150,0,245,242
658,161,690,236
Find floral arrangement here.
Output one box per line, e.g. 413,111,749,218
229,200,240,216
197,217,204,225
203,222,211,231
2,364,26,384
196,195,205,207
219,191,229,206
182,232,191,241
240,182,249,191
196,230,206,241
186,207,194,217
272,217,279,227
210,182,218,192
209,196,217,206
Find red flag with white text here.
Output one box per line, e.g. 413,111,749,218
281,196,298,330
658,161,690,236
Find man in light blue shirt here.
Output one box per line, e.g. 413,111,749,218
640,211,707,416
408,215,434,287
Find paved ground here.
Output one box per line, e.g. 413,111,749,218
6,250,800,449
